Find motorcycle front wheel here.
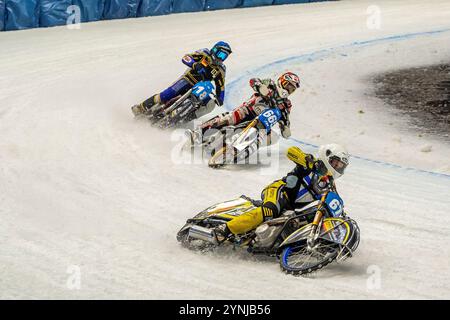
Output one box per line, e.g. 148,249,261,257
208,146,236,168
279,241,339,275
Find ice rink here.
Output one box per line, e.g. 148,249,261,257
1,0,450,299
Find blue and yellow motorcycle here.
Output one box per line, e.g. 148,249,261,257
177,191,360,276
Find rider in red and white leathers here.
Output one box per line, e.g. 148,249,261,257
187,72,300,145
201,72,300,138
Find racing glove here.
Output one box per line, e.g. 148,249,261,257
280,125,291,138
287,147,329,176
312,159,328,176
304,154,328,176
250,78,271,97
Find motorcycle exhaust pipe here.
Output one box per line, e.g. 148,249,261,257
188,225,218,245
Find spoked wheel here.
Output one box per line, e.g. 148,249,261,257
280,241,339,276
208,146,236,168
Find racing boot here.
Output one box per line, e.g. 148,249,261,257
131,94,159,117
131,103,148,117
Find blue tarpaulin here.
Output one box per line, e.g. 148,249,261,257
103,0,142,19
205,0,241,11
138,0,172,17
103,0,128,19
5,0,40,31
127,0,140,17
172,0,205,13
241,0,274,7
0,0,331,31
273,0,309,4
0,0,5,31
39,0,72,27
72,0,104,23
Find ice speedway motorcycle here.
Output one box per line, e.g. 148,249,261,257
145,81,218,129
200,103,285,168
177,191,360,275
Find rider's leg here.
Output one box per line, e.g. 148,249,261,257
132,77,192,116
188,98,256,147
159,77,192,105
259,180,288,219
200,112,234,134
226,180,287,235
226,206,264,235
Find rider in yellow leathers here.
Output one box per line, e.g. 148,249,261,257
214,144,350,241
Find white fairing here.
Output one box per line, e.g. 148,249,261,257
206,197,250,214
232,126,259,152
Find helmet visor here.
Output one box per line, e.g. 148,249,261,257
215,50,229,61
329,156,347,174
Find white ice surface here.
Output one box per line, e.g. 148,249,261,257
0,0,450,299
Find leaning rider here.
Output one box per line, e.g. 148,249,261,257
131,41,232,119
187,72,300,146
214,144,350,241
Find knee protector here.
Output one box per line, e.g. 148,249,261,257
261,202,277,220
261,180,286,218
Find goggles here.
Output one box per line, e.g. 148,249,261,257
215,50,229,61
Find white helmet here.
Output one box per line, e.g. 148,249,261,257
317,144,350,179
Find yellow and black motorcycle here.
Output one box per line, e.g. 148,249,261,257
177,191,360,275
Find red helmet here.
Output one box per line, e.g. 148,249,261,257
277,72,300,97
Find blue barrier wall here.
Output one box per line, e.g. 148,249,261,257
0,0,333,31
138,0,172,17
5,0,40,31
103,0,128,19
0,0,5,31
73,0,104,23
39,0,71,27
242,0,274,8
205,0,241,11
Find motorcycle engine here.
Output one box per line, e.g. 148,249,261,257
254,223,283,248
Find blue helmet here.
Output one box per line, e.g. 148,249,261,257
211,41,232,61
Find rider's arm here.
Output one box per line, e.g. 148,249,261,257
287,146,328,176
282,164,311,202
182,52,198,68
214,72,226,106
183,50,210,73
280,124,291,138
249,78,273,99
279,107,291,138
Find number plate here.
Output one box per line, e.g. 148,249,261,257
192,81,214,103
258,108,282,131
325,192,344,217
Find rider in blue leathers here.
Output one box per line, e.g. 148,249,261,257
131,41,232,118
